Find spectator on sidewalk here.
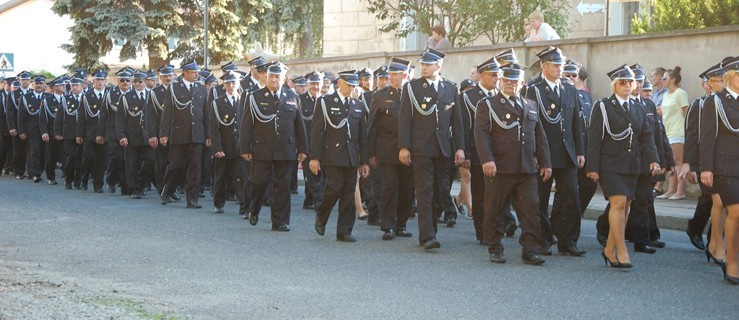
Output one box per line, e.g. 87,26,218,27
426,25,452,51
524,11,560,42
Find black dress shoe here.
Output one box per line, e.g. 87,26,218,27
540,244,553,256
367,219,381,226
489,252,506,264
504,221,517,237
396,230,413,237
213,207,224,214
290,189,299,195
314,218,325,236
522,252,545,265
131,194,141,199
382,229,395,240
649,240,665,248
558,246,586,257
48,179,57,185
446,216,456,228
94,188,103,193
170,191,181,201
421,238,441,250
686,230,706,250
272,225,290,232
75,185,82,190
597,232,608,247
139,190,146,197
337,234,356,242
33,176,42,183
65,183,73,190
225,195,237,201
186,201,202,209
302,203,315,210
634,244,656,254
15,175,24,180
248,212,258,226
160,192,170,205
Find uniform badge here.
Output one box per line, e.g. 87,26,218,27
134,107,138,111
421,104,427,109
334,98,339,103
423,83,428,88
54,108,58,112
500,98,505,103
550,104,556,109
265,92,269,97
225,114,229,119
92,105,97,109
505,113,510,119
424,97,432,103
547,110,551,115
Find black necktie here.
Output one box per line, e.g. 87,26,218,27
98,93,102,100
622,102,629,113
509,96,520,111
554,85,560,97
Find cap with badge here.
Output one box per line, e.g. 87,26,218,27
358,68,373,79
607,64,635,81
720,56,739,72
234,70,247,80
374,65,389,78
33,75,46,83
221,71,239,83
116,67,133,79
460,79,475,91
180,59,199,71
537,46,565,65
73,68,88,79
322,71,336,82
158,64,175,76
4,76,16,84
419,48,445,64
146,69,157,80
17,71,32,80
338,70,359,86
292,76,306,86
495,49,518,65
305,71,323,83
501,63,525,81
50,76,66,87
133,70,148,81
92,70,107,79
388,57,410,73
563,59,580,74
70,77,85,85
267,62,288,75
699,63,725,81
630,63,646,81
221,61,238,72
255,60,271,73
248,56,266,67
642,79,653,91
477,57,501,73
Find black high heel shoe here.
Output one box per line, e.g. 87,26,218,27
722,264,739,285
705,248,726,266
602,250,621,268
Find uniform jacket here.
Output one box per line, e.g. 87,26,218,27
299,92,318,152
398,77,464,158
159,80,210,144
40,94,61,136
99,87,125,142
367,86,404,165
700,89,739,177
240,86,307,161
522,76,584,168
77,89,106,140
586,94,659,175
634,96,674,172
6,88,29,132
116,90,149,146
145,84,168,139
0,90,7,134
684,95,708,171
459,85,495,166
18,91,44,138
474,92,551,174
310,91,368,167
55,92,81,140
209,92,241,159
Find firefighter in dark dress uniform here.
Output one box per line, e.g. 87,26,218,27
41,76,67,185
8,71,33,179
18,76,47,182
56,77,84,189
210,72,244,214
145,64,179,200
475,63,552,265
299,71,326,210
77,70,108,193
99,68,133,194
311,70,370,242
117,71,155,199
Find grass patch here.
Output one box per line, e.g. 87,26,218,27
91,296,184,320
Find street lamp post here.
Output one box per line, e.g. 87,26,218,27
203,0,209,67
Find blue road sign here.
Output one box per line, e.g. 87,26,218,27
0,53,14,72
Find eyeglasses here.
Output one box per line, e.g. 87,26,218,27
118,79,130,82
617,80,632,86
133,80,143,83
564,74,577,78
661,77,668,81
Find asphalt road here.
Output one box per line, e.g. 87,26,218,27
0,176,736,319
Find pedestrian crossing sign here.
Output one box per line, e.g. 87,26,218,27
0,53,14,72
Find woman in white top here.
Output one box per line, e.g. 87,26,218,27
524,11,560,42
657,66,689,200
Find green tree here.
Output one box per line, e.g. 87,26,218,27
632,0,739,34
364,0,569,47
247,0,324,59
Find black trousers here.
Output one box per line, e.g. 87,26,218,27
201,145,213,190
44,139,62,180
576,166,598,215
379,162,413,232
316,166,358,237
124,144,154,194
249,160,292,226
240,160,252,215
412,156,453,242
470,165,486,241
13,136,27,176
433,158,457,221
63,139,82,186
688,180,712,237
106,142,126,191
27,135,43,177
290,160,299,192
153,144,169,194
80,141,107,189
0,134,11,172
212,157,244,209
597,173,652,246
302,157,325,207
164,143,202,202
538,167,582,248
360,169,381,222
484,173,543,254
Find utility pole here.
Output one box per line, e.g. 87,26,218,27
203,0,209,67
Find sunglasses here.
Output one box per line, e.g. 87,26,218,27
133,80,143,83
119,79,130,82
661,77,668,81
617,80,632,86
564,74,577,78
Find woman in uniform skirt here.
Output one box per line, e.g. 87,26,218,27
587,65,660,268
700,56,739,285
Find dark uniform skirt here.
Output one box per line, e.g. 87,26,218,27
715,176,739,206
599,171,637,200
